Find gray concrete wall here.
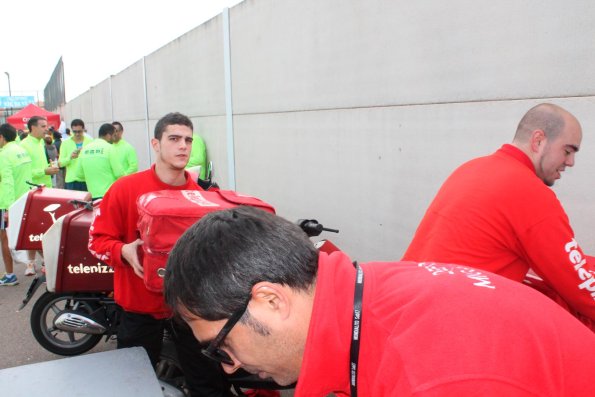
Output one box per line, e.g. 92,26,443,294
61,0,595,261
111,60,152,170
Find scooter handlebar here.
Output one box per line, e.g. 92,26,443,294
297,219,339,237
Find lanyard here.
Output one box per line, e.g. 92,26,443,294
350,262,364,397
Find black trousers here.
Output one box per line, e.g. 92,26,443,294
117,310,233,397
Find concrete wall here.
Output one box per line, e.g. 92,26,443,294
61,0,595,261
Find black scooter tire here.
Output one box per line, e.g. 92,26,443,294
30,291,103,356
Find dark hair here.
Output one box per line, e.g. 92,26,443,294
154,112,193,140
27,116,47,131
164,206,319,321
112,121,123,131
98,123,116,138
71,119,85,129
53,131,62,140
0,123,17,142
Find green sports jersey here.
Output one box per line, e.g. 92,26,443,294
58,136,93,183
186,133,207,179
19,135,52,187
112,139,138,175
0,142,33,209
75,138,125,198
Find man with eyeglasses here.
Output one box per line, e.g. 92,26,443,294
165,206,595,397
89,112,232,397
58,118,92,191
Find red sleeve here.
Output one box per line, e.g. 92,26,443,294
88,185,127,268
523,213,595,322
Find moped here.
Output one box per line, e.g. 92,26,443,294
16,185,338,396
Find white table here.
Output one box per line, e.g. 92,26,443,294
0,347,165,397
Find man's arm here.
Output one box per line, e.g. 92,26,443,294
187,134,207,179
125,143,138,175
88,187,127,268
108,146,126,180
88,185,144,279
21,140,46,180
0,156,15,210
524,214,595,323
58,140,73,168
73,155,85,182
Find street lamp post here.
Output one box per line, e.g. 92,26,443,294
4,72,12,116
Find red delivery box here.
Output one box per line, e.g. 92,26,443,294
8,187,91,251
137,189,275,292
42,201,113,293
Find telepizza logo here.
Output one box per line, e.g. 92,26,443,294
29,233,44,242
67,263,114,274
29,203,63,242
43,203,61,223
565,239,595,299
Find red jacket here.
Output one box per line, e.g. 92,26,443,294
88,166,200,318
403,144,595,324
295,252,595,396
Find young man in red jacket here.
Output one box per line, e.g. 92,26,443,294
89,112,231,396
403,103,595,330
164,206,595,397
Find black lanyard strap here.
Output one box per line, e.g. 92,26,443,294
350,261,364,397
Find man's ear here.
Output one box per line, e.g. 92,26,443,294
530,129,547,153
150,137,159,152
250,282,291,321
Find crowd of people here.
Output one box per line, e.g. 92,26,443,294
0,104,594,396
0,116,210,284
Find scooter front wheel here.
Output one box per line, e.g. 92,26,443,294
30,292,103,356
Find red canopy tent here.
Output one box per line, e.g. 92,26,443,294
6,104,61,131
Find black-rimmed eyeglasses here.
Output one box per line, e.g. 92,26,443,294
201,298,250,366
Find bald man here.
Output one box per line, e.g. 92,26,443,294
403,103,595,329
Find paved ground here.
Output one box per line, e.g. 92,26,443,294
0,265,115,370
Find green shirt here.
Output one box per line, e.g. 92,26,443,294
0,142,33,209
75,138,124,198
59,136,93,183
19,135,52,187
186,133,207,179
112,139,138,175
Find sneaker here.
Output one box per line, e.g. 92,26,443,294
0,274,18,286
24,263,36,276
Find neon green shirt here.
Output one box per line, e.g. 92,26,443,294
19,135,52,187
59,136,93,183
75,138,124,198
186,133,207,179
0,142,33,209
112,139,138,175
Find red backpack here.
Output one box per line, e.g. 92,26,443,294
137,189,275,292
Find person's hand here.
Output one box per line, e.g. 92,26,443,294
71,150,80,159
44,166,60,175
121,239,144,278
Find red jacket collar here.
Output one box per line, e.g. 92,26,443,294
498,144,536,174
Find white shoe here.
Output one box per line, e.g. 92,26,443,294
24,263,36,276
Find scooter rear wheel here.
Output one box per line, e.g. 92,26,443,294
30,292,103,356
